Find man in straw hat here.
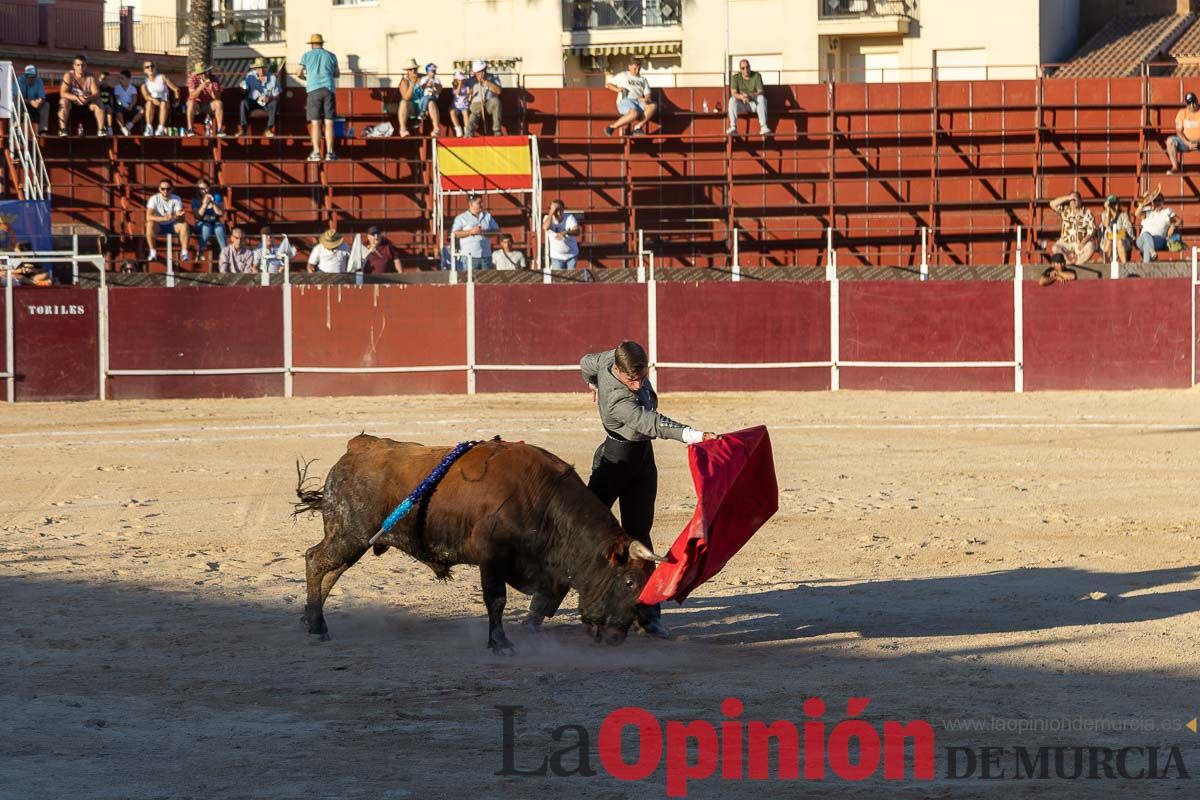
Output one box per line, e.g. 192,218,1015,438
299,33,340,161
238,57,280,137
186,63,226,136
307,228,352,273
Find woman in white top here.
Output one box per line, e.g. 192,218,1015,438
307,229,353,273
140,60,179,136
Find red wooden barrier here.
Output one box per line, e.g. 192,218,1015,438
13,287,99,402
107,287,284,399
655,282,831,391
290,285,466,396
839,281,1015,391
1023,279,1193,390
474,284,648,392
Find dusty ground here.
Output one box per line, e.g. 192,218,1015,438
2,390,1199,799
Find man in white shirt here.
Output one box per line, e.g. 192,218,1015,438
491,233,527,270
307,229,353,273
450,194,500,270
1135,189,1180,263
605,57,656,137
542,199,580,269
144,180,189,264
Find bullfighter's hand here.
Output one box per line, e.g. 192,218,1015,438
589,385,597,403
702,432,717,441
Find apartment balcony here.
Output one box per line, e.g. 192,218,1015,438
214,6,286,47
562,0,683,56
817,0,914,36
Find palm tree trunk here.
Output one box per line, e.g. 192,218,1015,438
187,0,213,72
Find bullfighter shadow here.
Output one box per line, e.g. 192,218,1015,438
668,564,1200,647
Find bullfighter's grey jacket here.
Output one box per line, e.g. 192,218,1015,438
580,349,699,444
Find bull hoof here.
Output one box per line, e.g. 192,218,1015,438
318,632,331,642
490,643,515,656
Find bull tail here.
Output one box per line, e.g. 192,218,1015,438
292,458,325,517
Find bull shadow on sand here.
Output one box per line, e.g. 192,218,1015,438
668,564,1200,647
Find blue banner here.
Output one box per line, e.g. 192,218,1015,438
0,200,52,253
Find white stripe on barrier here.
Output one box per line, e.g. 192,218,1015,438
291,365,468,374
840,361,1018,369
108,368,288,376
657,361,832,369
474,364,579,371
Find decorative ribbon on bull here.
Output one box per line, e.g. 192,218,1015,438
368,440,481,546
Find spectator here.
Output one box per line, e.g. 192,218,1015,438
1099,195,1134,265
419,64,443,136
218,228,256,273
1134,186,1180,263
449,70,470,137
18,65,50,134
492,233,527,270
397,59,423,138
727,59,771,136
465,60,502,137
364,225,402,273
1038,252,1077,287
144,180,189,263
112,70,144,136
299,33,339,161
542,199,581,269
255,226,296,273
140,60,180,136
605,57,656,137
1167,92,1200,175
96,72,115,136
1039,192,1095,266
191,178,228,264
1,242,52,286
450,193,500,270
57,55,105,136
238,58,280,137
186,64,226,137
307,228,352,273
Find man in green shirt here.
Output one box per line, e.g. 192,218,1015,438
727,59,771,136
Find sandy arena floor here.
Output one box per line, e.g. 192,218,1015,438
2,390,1199,798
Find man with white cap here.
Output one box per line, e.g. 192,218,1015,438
18,66,50,133
465,60,502,137
299,33,340,161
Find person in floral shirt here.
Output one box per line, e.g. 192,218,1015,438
1041,192,1096,266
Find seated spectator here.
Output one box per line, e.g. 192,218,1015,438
218,228,256,273
238,58,280,138
2,242,52,286
1167,92,1200,175
492,233,527,270
397,60,421,137
605,57,655,137
1134,186,1181,263
1099,195,1134,265
1039,192,1095,266
727,59,771,136
364,226,402,273
1038,252,1077,287
256,226,296,273
541,199,581,269
145,180,189,263
112,70,144,136
140,61,180,136
449,70,469,137
308,229,352,273
450,193,500,270
191,178,228,264
186,64,226,137
97,72,115,136
57,55,105,136
465,60,502,137
18,65,50,134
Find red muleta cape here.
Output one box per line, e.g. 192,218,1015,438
639,425,778,605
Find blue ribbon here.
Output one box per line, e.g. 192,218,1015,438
368,440,480,545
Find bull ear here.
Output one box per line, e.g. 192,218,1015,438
605,538,628,566
628,540,667,563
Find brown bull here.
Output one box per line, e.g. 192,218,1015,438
296,435,666,654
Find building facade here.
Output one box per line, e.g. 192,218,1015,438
139,0,1085,87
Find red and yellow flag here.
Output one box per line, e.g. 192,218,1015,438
437,136,533,192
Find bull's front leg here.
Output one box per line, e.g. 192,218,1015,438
480,561,514,656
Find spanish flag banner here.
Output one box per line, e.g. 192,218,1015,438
437,136,533,192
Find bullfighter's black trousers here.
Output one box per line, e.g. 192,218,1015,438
530,438,660,624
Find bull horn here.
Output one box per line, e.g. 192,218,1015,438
628,540,667,563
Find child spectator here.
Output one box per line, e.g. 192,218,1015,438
113,70,144,136
605,57,656,137
449,70,470,137
492,233,527,270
